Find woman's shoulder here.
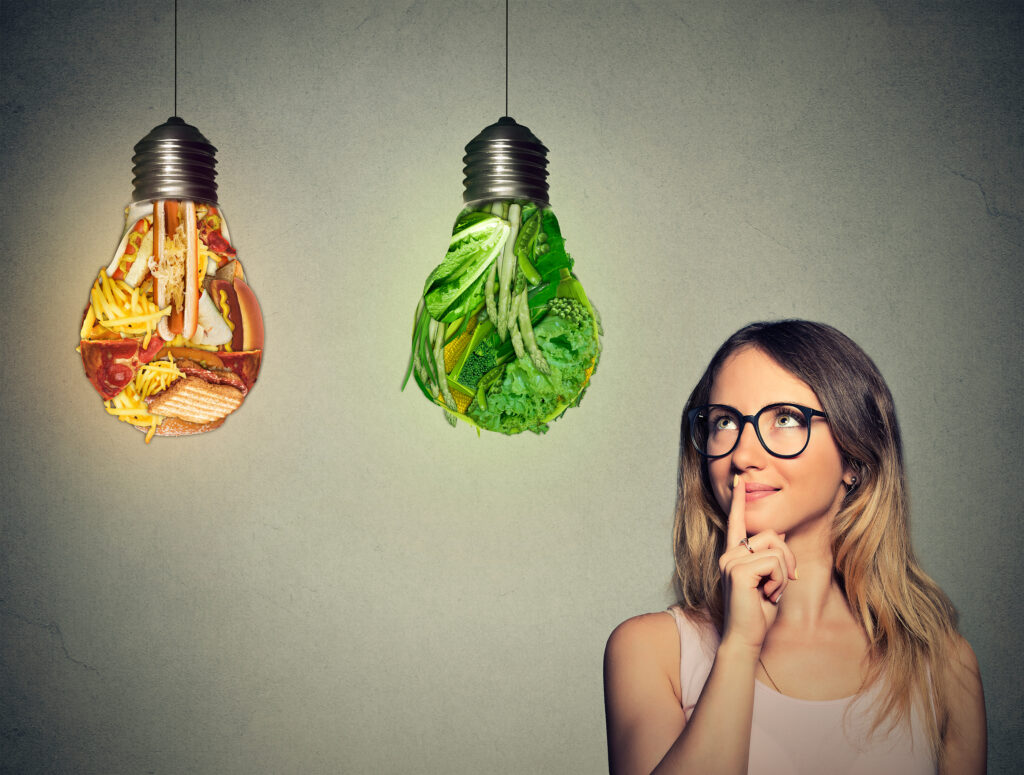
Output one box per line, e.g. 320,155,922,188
606,607,714,657
607,610,678,648
605,608,716,694
604,611,685,737
604,612,680,687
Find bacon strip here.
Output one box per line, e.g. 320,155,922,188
174,358,248,395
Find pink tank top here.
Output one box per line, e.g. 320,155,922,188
668,606,936,775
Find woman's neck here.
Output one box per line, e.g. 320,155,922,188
776,519,850,628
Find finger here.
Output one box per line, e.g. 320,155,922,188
746,547,793,596
747,531,798,580
762,574,787,602
725,473,747,549
757,560,787,603
726,553,787,596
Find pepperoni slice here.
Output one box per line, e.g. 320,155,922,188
217,350,262,392
80,339,142,399
139,335,164,364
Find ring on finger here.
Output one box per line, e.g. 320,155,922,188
739,537,755,553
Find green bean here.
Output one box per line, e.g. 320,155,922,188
422,319,440,387
475,364,505,412
433,319,457,413
412,296,424,338
402,303,427,391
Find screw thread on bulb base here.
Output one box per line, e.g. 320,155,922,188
462,117,549,206
131,117,219,204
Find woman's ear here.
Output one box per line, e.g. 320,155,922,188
842,460,863,489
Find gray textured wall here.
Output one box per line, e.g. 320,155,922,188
1,1,1021,773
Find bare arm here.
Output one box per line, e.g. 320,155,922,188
939,635,987,775
604,480,796,774
603,613,687,775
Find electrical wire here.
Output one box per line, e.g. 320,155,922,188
505,0,509,116
174,0,178,116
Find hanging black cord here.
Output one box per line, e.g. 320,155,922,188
174,0,178,116
505,0,509,116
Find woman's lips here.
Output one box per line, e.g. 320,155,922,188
740,482,779,502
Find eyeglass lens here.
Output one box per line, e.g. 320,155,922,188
693,404,812,457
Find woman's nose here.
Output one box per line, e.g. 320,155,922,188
730,420,767,469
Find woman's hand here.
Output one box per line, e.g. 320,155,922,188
719,476,798,654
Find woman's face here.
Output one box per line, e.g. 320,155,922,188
706,346,851,538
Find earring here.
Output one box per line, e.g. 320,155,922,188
850,475,857,485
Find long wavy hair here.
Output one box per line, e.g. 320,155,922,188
672,320,958,754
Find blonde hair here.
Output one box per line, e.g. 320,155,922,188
672,320,959,754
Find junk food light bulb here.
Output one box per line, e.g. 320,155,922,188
403,117,602,435
77,117,265,442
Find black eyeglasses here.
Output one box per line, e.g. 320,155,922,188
687,403,828,459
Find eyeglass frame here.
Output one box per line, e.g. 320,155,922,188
686,402,829,460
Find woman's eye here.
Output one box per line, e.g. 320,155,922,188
713,415,737,431
773,411,804,428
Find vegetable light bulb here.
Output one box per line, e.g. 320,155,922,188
404,117,602,435
77,117,265,442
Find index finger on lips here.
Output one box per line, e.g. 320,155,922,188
726,473,747,550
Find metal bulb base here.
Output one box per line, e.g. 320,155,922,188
131,116,219,204
462,116,549,206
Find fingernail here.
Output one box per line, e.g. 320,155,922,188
794,568,800,580
733,474,739,487
774,593,783,604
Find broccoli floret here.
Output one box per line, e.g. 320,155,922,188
455,339,498,390
547,297,590,329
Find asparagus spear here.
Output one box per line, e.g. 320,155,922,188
497,203,521,340
517,290,550,374
484,256,498,325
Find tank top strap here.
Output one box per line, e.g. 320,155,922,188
667,605,720,719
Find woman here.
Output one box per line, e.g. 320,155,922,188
604,320,986,775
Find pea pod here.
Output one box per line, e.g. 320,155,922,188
514,210,542,285
474,363,505,412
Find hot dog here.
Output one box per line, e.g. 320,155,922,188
183,200,199,339
151,200,201,342
208,277,265,352
105,217,153,286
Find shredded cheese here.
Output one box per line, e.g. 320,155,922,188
87,271,170,335
102,359,184,442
